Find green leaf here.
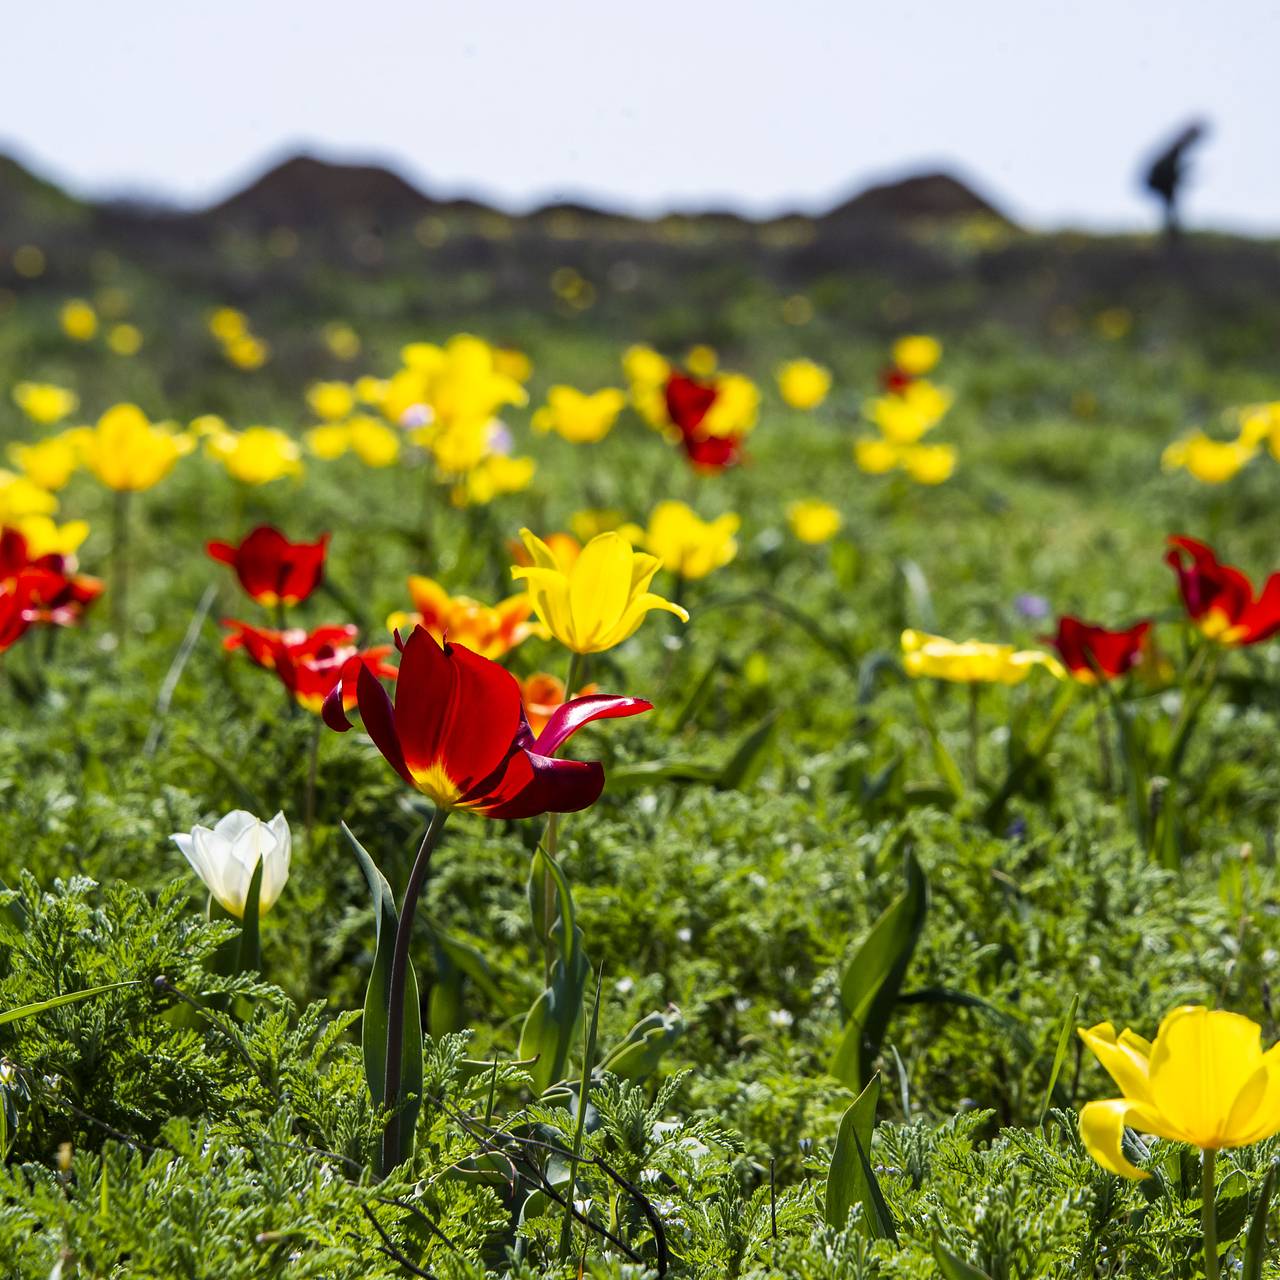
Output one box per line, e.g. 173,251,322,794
1038,991,1079,1127
343,822,422,1166
933,1237,993,1279
0,981,139,1026
1216,1167,1251,1243
830,844,928,1088
823,1074,896,1241
520,848,590,1093
1243,1158,1278,1280
234,857,263,975
910,684,965,800
599,1005,685,1081
424,919,502,1038
718,710,779,791
896,558,935,631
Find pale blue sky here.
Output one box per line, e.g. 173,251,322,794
4,1,1276,231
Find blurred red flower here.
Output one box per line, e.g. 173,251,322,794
1046,616,1151,681
1166,536,1280,646
207,526,328,607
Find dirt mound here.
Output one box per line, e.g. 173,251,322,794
822,170,1014,227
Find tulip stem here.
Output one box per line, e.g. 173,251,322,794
967,684,981,787
1094,692,1113,794
304,717,321,852
1202,1147,1219,1280
382,804,449,1174
111,488,131,647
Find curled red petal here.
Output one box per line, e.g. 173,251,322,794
478,752,605,820
532,694,653,757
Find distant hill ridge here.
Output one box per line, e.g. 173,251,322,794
0,148,1016,236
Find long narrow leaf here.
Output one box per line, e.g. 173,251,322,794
1243,1158,1279,1280
1038,992,1080,1128
0,981,139,1026
824,1074,896,1240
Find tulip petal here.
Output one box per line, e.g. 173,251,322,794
352,662,414,787
532,694,653,757
602,591,689,649
569,534,634,649
1148,1005,1265,1148
479,751,605,820
1079,1022,1155,1104
1079,1099,1153,1179
1229,1044,1280,1145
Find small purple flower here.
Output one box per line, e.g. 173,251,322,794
399,403,434,429
486,419,514,456
1014,593,1051,621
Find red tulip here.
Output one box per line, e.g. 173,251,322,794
0,528,102,627
324,625,651,818
681,431,744,471
0,583,34,652
664,373,718,435
1166,536,1280,647
880,366,915,394
207,526,328,607
1046,616,1151,682
223,620,395,714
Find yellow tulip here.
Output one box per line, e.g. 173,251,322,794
321,322,361,360
786,498,842,544
307,381,356,422
224,335,270,370
12,382,78,426
493,347,533,383
622,344,672,430
206,426,302,486
901,442,957,485
644,500,739,580
1162,432,1255,485
59,299,98,342
702,372,760,438
12,515,89,559
854,437,901,475
9,433,82,490
1237,402,1280,451
892,334,942,376
208,308,248,342
0,470,59,522
776,359,832,410
305,423,352,460
901,629,1064,684
866,380,952,444
532,386,626,444
106,323,143,356
354,375,389,407
1079,1006,1280,1179
347,416,401,467
81,404,193,492
451,453,536,506
685,345,718,377
512,528,688,653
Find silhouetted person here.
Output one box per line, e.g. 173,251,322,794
1144,120,1208,243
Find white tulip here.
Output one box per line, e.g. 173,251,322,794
171,810,291,919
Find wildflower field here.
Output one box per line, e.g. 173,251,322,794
3,197,1280,1278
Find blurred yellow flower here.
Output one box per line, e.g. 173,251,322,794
208,308,248,343
892,334,942,376
902,629,1063,684
776,359,832,410
348,416,401,467
702,371,760,438
307,381,356,422
901,443,957,485
644,500,739,580
9,431,82,491
854,437,901,475
451,454,535,506
305,423,353,461
322,321,361,360
569,508,640,543
532,386,626,443
0,470,59,521
865,380,952,443
12,382,78,426
786,498,842,544
1162,432,1255,485
354,375,390,407
385,334,527,433
1079,1006,1280,1180
81,404,193,492
223,335,270,370
493,347,533,383
622,344,671,388
12,515,89,559
106,323,143,356
59,299,98,342
685,345,718,378
206,426,303,486
512,528,688,653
